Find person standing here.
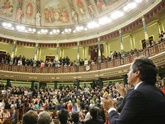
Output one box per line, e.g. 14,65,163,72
102,57,165,124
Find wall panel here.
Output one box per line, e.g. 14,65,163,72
0,42,12,53
40,48,56,60
16,45,35,59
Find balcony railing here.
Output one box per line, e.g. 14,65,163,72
0,41,165,73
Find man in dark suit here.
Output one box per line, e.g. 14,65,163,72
116,87,134,113
102,57,165,124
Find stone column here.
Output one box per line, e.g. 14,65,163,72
39,82,47,89
83,47,85,60
77,42,80,65
10,40,17,65
31,81,35,90
142,16,149,47
77,42,80,60
56,43,59,61
119,29,124,51
34,43,39,61
97,37,101,63
54,81,58,90
55,43,59,67
33,43,39,67
6,79,11,88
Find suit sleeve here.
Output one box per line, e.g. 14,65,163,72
108,90,147,124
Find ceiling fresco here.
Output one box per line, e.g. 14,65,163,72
0,0,121,27
0,0,163,42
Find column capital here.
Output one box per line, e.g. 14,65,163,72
56,43,59,47
13,40,17,44
97,37,100,41
35,43,39,46
141,16,145,21
77,41,80,45
118,29,122,33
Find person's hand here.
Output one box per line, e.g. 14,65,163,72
101,95,115,111
124,84,131,93
115,82,125,97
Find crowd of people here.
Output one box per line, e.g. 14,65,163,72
0,57,165,124
0,31,165,68
0,31,165,123
0,47,157,68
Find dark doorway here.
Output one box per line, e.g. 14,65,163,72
149,36,153,46
141,39,146,49
89,44,103,61
0,51,6,63
46,56,55,61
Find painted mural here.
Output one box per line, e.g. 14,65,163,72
17,0,36,24
76,0,85,15
94,0,118,12
16,7,23,23
26,3,33,17
68,0,88,22
0,0,121,26
86,0,97,18
0,0,14,17
43,0,70,24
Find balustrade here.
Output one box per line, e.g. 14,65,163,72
0,41,165,73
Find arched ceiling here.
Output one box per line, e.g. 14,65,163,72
0,0,163,43
0,0,127,26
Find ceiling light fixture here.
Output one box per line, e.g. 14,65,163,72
110,11,124,20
